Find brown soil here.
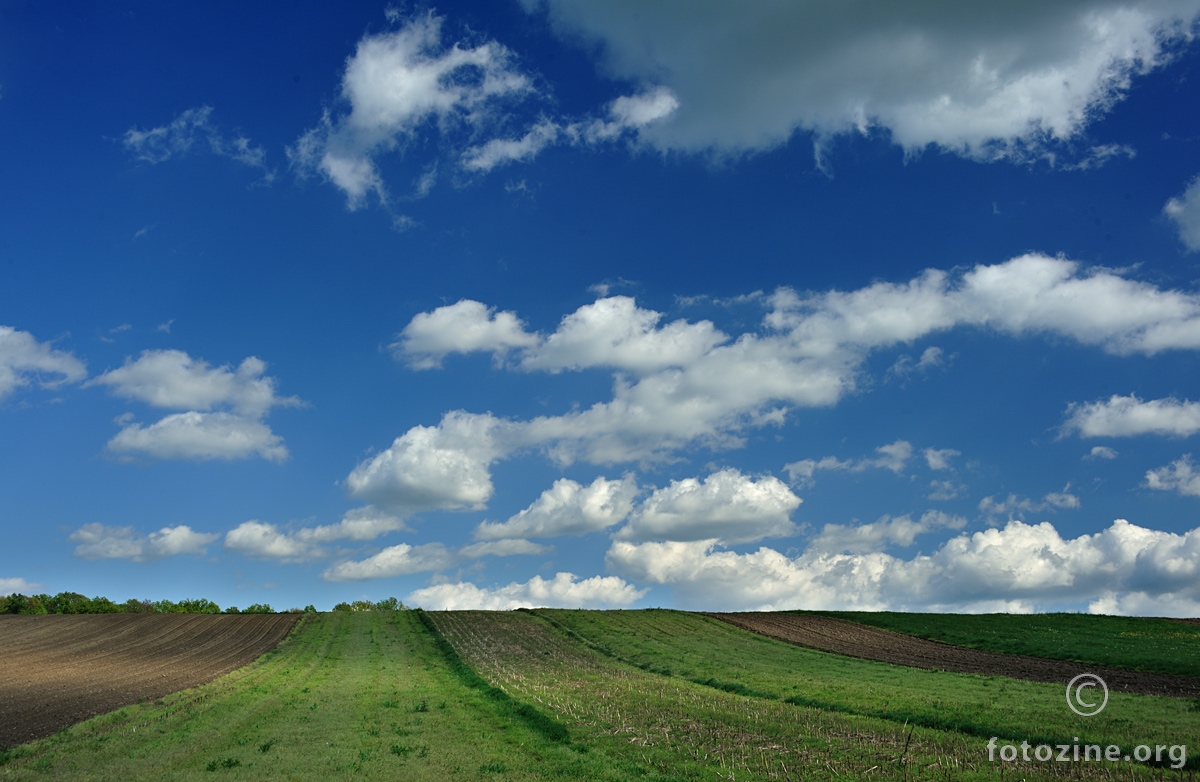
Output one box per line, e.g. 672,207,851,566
708,612,1200,698
0,613,299,749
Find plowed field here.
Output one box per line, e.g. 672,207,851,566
710,612,1200,698
0,613,298,749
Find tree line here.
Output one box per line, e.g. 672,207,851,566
0,592,290,615
0,592,408,615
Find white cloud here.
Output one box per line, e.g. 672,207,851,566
927,479,967,501
616,468,800,544
123,106,268,169
70,523,218,562
393,300,539,369
406,571,646,609
474,475,637,540
0,326,86,400
783,440,913,487
461,119,561,172
1145,455,1200,497
0,577,40,594
384,254,1200,474
321,542,455,581
91,350,300,463
106,411,289,462
811,510,966,553
978,484,1081,519
607,518,1200,613
923,447,960,470
458,539,550,558
1063,394,1200,438
223,508,409,562
1165,174,1200,252
520,296,727,373
345,411,507,513
288,13,533,208
523,0,1200,163
887,346,945,380
1087,445,1119,460
90,350,297,417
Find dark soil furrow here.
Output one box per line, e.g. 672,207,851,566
709,612,1200,698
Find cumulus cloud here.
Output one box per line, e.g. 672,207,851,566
106,411,289,462
0,577,41,594
0,326,86,400
474,475,637,540
375,254,1200,487
1165,174,1200,252
91,351,297,417
1087,446,1119,460
1063,394,1200,438
978,485,1081,519
321,542,455,581
288,12,533,208
123,106,268,169
91,350,300,462
70,523,218,562
616,469,800,544
523,0,1200,164
406,572,646,609
393,300,539,369
223,507,409,561
345,411,507,513
1145,455,1200,497
607,518,1200,614
811,510,967,553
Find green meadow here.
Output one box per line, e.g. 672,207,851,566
2,609,1198,780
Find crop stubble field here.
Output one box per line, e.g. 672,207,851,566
3,609,1199,780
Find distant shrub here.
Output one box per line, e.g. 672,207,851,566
176,598,222,615
223,606,240,614
303,605,317,613
243,603,274,614
123,598,155,614
332,597,402,612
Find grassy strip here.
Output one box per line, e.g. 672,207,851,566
531,608,778,701
814,611,1200,678
538,608,1200,764
414,609,570,744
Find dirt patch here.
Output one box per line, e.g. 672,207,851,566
708,612,1200,699
0,613,299,749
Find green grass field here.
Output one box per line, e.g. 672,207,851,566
532,609,1200,763
813,611,1200,677
2,609,1197,780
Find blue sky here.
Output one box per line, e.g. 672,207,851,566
4,1,1200,613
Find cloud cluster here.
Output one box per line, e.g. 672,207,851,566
1165,174,1200,252
223,507,409,561
288,13,533,208
1064,394,1200,438
407,572,646,609
70,523,218,562
0,326,86,401
91,350,300,462
523,0,1200,163
784,440,914,486
616,469,800,544
978,486,1081,519
124,106,268,169
0,577,40,594
810,510,966,553
368,255,1200,511
607,518,1200,614
474,475,638,540
320,543,456,581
